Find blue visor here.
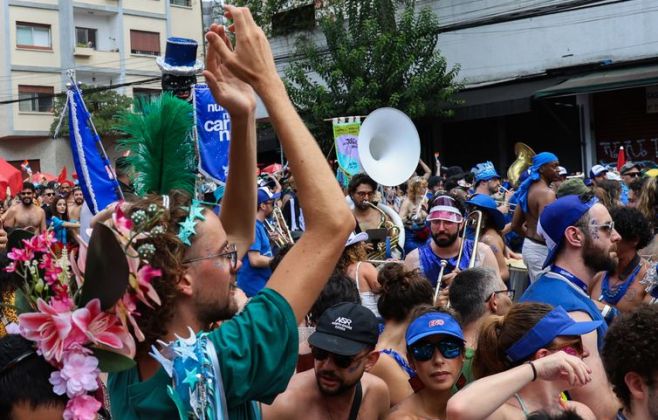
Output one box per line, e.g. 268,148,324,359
505,306,601,363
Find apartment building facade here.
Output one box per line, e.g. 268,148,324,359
0,0,204,174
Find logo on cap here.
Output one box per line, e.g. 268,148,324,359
332,317,353,331
429,319,445,327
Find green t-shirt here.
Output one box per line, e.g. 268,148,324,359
107,288,299,419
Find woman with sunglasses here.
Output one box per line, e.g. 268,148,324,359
387,307,465,419
446,303,598,420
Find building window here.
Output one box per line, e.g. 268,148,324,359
76,27,97,48
130,30,160,56
272,3,315,37
16,22,52,50
18,85,54,113
170,0,191,6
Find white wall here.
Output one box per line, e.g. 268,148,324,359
432,0,658,84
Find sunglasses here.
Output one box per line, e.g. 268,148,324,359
591,221,615,235
44,192,55,196
311,347,367,369
409,338,463,361
182,242,238,269
548,338,584,357
625,172,640,178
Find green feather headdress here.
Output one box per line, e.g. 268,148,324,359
115,93,197,196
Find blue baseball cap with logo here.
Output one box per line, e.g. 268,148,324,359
471,161,500,183
506,306,601,363
406,312,464,346
537,194,598,268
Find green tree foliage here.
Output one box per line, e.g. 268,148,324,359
284,0,461,150
50,85,133,138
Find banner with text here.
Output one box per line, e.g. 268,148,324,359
333,117,362,177
194,84,230,185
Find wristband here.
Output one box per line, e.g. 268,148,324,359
527,361,537,381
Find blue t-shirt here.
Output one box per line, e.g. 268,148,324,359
520,272,607,350
237,220,273,297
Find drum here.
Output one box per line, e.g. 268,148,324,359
507,259,529,301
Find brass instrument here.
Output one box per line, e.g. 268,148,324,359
365,201,402,261
264,207,294,248
507,142,536,187
456,210,484,270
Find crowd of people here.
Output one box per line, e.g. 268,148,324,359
0,5,657,420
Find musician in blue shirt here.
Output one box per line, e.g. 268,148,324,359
403,195,500,289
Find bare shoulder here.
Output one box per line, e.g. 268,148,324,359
404,249,419,269
566,400,597,420
262,371,314,419
363,371,389,396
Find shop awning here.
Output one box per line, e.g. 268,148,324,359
534,64,658,99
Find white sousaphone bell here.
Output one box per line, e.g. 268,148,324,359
358,107,421,187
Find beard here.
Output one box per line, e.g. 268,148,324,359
354,198,370,210
582,235,618,273
315,369,360,396
432,231,459,248
194,283,238,325
21,197,33,206
74,198,84,205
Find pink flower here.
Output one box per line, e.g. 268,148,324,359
7,247,34,262
4,262,16,273
134,265,162,307
112,201,133,236
116,294,145,342
39,254,64,284
19,299,87,363
63,394,102,420
52,350,100,397
72,299,136,358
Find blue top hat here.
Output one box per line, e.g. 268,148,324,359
156,37,204,76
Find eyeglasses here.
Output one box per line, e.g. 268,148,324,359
44,193,55,196
485,289,515,302
311,346,367,369
624,172,640,178
20,192,33,196
182,242,238,269
409,339,463,361
354,191,374,198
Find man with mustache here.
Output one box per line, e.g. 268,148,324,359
0,182,46,234
263,303,389,419
349,173,391,232
404,195,499,293
68,187,84,221
521,192,621,419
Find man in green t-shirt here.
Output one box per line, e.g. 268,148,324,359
448,267,513,387
108,7,355,419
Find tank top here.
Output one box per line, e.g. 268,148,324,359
355,262,381,317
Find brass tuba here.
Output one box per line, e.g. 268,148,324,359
507,142,536,187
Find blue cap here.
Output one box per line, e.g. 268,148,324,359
471,161,500,183
257,187,281,205
538,195,598,268
156,37,203,75
406,312,464,346
466,194,505,231
506,306,602,363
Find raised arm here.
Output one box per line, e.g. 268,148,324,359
208,6,354,322
204,23,257,258
447,351,592,420
418,159,431,180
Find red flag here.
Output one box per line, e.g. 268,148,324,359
616,146,626,172
57,166,68,184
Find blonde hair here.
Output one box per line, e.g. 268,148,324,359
407,177,427,202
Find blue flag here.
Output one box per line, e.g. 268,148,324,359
67,84,121,214
193,84,230,184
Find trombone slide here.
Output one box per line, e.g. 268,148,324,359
433,260,448,304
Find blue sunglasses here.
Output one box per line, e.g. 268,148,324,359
410,339,463,361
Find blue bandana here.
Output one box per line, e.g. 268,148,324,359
516,152,559,213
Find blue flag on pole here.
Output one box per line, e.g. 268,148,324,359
67,84,121,214
193,84,230,185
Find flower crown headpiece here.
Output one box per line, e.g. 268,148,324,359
3,203,164,420
177,200,206,246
